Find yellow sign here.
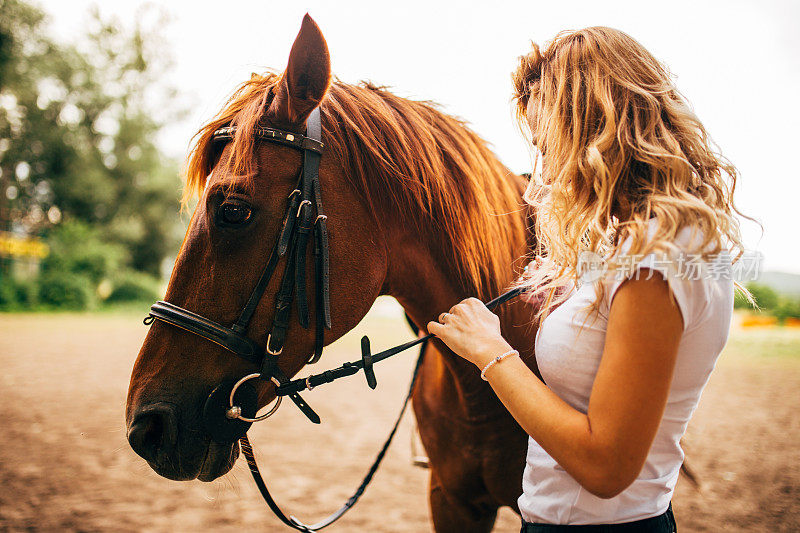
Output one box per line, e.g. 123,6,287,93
0,232,49,259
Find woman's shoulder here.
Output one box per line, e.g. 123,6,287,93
599,218,732,331
611,218,730,272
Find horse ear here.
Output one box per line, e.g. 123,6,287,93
268,14,331,129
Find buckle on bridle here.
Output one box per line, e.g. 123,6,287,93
296,199,312,218
266,333,283,355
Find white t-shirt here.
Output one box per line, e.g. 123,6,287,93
518,222,733,524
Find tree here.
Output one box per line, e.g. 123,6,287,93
742,283,779,311
773,298,800,323
0,0,184,278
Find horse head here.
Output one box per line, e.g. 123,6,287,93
125,15,388,481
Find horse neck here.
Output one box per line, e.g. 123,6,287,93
380,177,539,417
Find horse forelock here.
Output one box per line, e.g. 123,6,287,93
186,73,528,297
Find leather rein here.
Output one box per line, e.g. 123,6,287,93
142,107,526,530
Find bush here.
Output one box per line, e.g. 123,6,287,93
0,276,38,310
12,279,38,308
0,276,17,310
744,283,779,311
105,270,161,303
42,221,128,284
774,298,800,323
37,272,94,310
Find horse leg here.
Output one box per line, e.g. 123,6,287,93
413,341,515,532
429,468,498,533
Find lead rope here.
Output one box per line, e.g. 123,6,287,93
240,337,428,532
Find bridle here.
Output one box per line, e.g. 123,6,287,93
142,107,526,530
145,108,330,435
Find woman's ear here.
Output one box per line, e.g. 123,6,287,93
267,14,332,130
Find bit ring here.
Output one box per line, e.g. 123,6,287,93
226,373,283,423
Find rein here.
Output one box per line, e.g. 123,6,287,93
142,107,527,530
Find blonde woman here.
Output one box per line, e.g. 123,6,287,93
428,27,746,532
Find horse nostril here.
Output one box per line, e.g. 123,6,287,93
128,405,177,463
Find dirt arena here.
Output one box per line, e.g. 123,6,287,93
0,301,798,532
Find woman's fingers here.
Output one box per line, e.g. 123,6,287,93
427,321,444,336
450,298,473,315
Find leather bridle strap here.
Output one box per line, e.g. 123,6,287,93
266,108,327,360
310,171,331,364
293,111,319,329
273,286,527,396
145,299,320,424
145,301,262,363
239,336,428,532
231,176,302,335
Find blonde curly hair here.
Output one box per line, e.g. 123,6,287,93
511,27,750,318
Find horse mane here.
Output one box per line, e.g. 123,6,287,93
186,72,528,296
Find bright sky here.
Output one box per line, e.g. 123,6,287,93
38,0,800,274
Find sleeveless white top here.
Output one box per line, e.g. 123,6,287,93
518,221,733,524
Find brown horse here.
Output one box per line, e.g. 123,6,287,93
126,15,540,532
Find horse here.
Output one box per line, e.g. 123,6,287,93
126,15,540,532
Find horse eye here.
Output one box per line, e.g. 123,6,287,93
219,201,252,225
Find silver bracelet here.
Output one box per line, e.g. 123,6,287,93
480,349,519,381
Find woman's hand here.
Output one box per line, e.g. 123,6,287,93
426,297,513,368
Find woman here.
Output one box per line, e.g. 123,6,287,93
427,27,747,531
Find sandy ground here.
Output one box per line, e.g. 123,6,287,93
0,303,798,532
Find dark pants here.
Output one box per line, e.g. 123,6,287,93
521,503,676,533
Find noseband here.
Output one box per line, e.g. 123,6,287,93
142,107,527,530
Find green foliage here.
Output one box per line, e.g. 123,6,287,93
0,274,17,309
37,271,94,309
736,281,800,325
41,220,127,283
0,0,185,307
0,0,46,92
12,277,36,307
106,270,161,303
35,221,162,307
0,274,37,310
743,283,779,311
774,299,800,323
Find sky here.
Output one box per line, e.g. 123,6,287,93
37,0,800,274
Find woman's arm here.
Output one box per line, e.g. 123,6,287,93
427,270,683,499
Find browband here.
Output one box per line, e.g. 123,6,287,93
212,126,324,154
